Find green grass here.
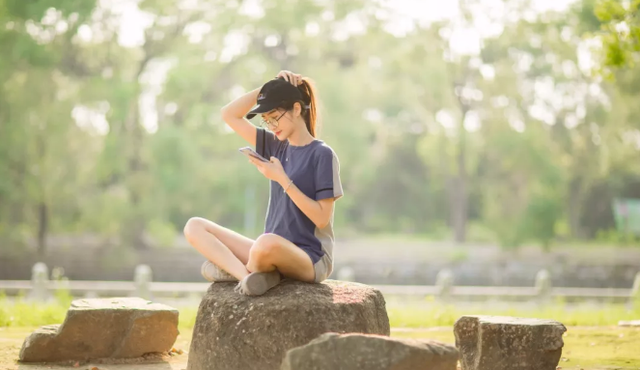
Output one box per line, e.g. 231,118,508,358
386,298,640,328
0,290,71,328
0,291,199,332
2,291,639,331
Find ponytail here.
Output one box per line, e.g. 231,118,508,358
298,78,318,137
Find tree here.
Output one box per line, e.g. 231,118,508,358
0,0,97,255
595,0,640,68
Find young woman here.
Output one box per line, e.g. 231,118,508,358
183,70,343,296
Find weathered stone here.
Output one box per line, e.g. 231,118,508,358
187,279,390,370
618,320,640,327
281,332,458,370
19,297,179,363
454,315,566,370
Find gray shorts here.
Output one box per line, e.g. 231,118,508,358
313,254,333,283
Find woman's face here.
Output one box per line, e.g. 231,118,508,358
261,106,298,141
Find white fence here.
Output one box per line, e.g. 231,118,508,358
1,263,639,303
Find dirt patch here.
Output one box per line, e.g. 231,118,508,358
0,327,192,370
3,326,640,370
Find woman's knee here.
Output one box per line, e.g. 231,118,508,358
183,217,207,243
249,234,282,263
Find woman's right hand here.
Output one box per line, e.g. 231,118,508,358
276,70,303,86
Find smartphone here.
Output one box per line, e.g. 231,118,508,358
239,146,269,162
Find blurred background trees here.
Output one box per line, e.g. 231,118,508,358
1,0,640,255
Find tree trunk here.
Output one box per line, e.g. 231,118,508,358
37,202,48,256
452,82,470,244
35,129,48,256
452,119,468,243
124,57,152,250
568,178,586,239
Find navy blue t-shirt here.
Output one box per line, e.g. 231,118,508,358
256,128,343,264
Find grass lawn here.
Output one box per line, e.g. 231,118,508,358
3,293,639,329
2,295,639,369
385,297,640,327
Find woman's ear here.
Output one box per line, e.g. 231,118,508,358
293,102,302,117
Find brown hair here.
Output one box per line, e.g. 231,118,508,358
297,78,318,137
279,78,319,137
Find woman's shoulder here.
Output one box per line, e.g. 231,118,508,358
313,139,336,153
311,140,339,160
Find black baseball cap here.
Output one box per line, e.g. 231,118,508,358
246,78,303,119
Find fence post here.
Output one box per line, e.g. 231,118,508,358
631,271,640,303
134,264,153,300
28,262,50,302
337,266,355,282
436,268,454,301
535,269,552,303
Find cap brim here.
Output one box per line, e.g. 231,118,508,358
245,101,280,120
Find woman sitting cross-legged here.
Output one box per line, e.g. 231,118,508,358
183,70,343,296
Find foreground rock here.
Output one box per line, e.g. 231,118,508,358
618,320,640,327
281,332,458,370
19,297,179,363
454,315,566,370
187,279,390,370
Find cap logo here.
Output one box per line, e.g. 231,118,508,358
257,93,266,101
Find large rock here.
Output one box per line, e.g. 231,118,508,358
454,315,566,370
281,332,459,370
19,297,179,363
187,279,390,370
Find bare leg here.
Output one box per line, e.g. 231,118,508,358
247,233,315,283
183,217,253,280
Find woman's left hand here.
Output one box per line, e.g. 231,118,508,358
249,156,288,184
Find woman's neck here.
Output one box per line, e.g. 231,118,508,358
288,125,315,147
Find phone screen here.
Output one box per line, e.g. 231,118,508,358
239,147,269,162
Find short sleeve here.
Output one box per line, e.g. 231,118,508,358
256,128,279,159
314,147,344,201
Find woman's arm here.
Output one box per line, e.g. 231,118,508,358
220,88,260,146
248,156,335,229
280,178,334,229
221,71,301,145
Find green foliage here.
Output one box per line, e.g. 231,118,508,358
596,228,640,245
146,219,178,248
595,0,640,68
1,0,640,253
465,222,496,244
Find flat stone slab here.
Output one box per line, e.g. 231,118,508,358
454,315,566,370
281,332,458,370
187,279,390,370
19,297,179,363
618,320,640,327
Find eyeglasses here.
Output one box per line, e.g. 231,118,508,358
260,110,287,130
